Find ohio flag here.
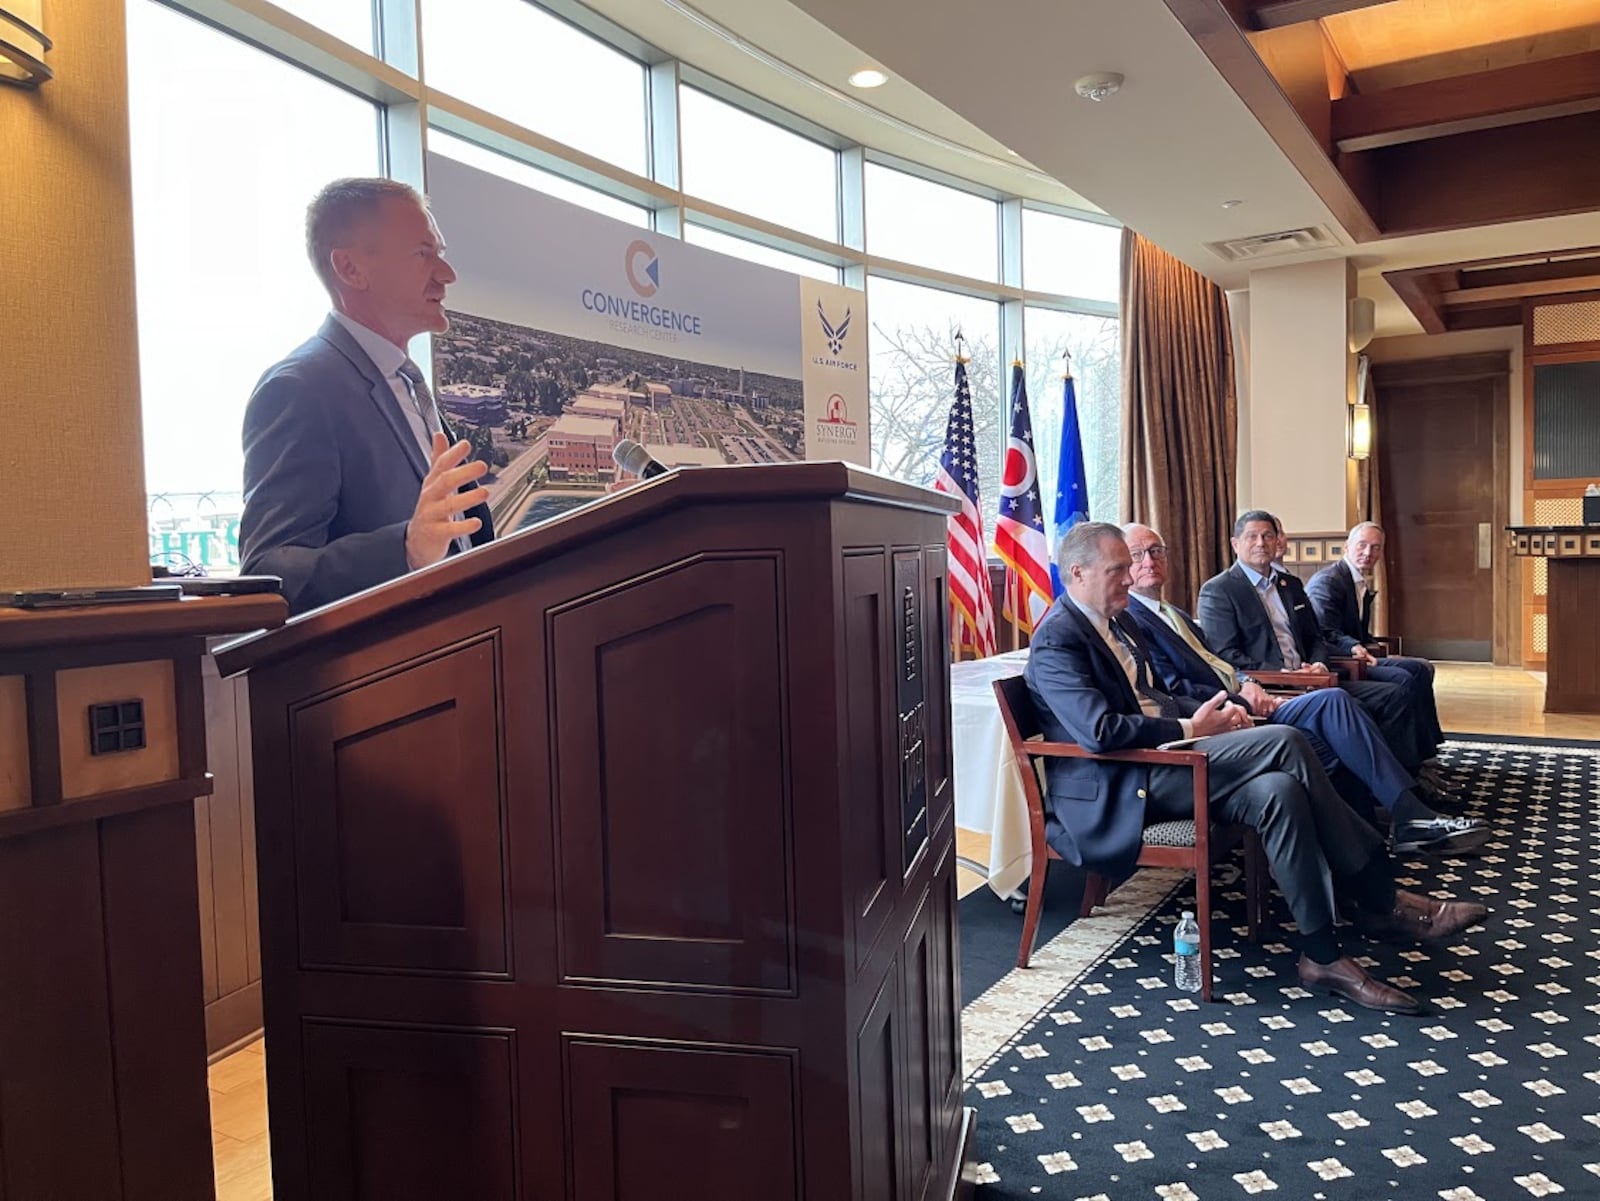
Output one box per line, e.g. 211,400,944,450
994,364,1053,634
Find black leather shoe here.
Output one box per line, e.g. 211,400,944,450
1391,815,1491,855
1356,891,1489,944
1297,955,1425,1015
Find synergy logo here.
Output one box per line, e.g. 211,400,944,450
624,239,660,297
814,393,860,446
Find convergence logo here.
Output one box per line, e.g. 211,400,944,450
580,239,704,337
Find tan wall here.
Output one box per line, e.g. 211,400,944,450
0,0,150,591
1364,326,1524,524
1243,259,1353,532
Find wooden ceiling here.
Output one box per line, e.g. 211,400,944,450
1166,0,1600,241
1384,248,1600,332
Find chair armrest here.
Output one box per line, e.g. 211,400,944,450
1028,740,1207,767
1367,635,1400,657
1329,655,1366,680
1247,669,1337,691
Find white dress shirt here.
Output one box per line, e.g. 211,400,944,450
1237,561,1302,669
330,311,435,456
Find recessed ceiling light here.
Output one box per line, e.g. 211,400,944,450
1221,199,1244,209
848,68,887,89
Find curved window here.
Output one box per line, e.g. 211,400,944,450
868,276,1002,529
685,223,838,282
421,0,648,174
865,163,997,283
1023,209,1120,303
429,130,649,226
1024,308,1122,523
679,87,838,242
128,0,381,573
271,0,374,53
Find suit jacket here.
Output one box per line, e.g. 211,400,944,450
239,316,494,614
1022,597,1193,877
1306,560,1370,655
1124,598,1248,709
1196,563,1333,671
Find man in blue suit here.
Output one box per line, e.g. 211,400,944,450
1197,511,1433,770
1023,522,1485,1012
1121,523,1486,855
1308,522,1444,754
240,178,494,614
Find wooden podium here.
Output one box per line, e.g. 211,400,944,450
216,463,974,1201
1509,525,1600,713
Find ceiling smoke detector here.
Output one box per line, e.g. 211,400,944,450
1074,73,1124,102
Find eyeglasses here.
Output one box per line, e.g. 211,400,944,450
1129,546,1168,562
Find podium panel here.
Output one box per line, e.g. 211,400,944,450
217,464,974,1201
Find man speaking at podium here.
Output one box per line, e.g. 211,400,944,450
240,177,495,614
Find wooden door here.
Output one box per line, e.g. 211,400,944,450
1373,354,1511,662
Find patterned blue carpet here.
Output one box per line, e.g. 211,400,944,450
961,739,1600,1200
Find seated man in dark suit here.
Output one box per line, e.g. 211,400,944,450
1308,522,1444,760
240,178,495,614
1121,523,1486,855
1197,510,1433,773
1023,522,1486,1013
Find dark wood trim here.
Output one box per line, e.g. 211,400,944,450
1249,0,1396,28
22,670,61,806
1526,338,1600,365
1160,0,1384,242
1466,255,1600,290
216,462,959,676
1447,306,1522,333
0,594,286,653
1370,351,1510,387
1381,266,1448,334
173,647,207,780
1332,51,1600,152
1492,369,1516,666
0,775,214,841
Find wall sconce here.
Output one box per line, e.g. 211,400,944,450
1347,401,1372,461
0,2,51,88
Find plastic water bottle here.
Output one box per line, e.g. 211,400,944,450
1173,911,1202,993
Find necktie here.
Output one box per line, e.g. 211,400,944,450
1161,601,1238,692
1110,620,1182,719
397,358,473,556
1359,585,1376,640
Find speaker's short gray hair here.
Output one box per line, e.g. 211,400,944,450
305,177,424,296
1056,521,1125,574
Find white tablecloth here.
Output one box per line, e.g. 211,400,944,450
950,650,1036,897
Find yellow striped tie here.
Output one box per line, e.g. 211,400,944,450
1161,602,1238,692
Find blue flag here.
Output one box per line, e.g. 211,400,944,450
1049,372,1090,597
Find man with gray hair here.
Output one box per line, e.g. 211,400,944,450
1022,522,1486,1012
240,177,494,614
1308,522,1444,757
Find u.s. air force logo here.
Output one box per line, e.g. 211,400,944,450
813,301,859,371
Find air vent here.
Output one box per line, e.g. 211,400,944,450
1206,227,1333,262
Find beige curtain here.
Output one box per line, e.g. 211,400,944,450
1120,230,1238,610
1359,356,1389,634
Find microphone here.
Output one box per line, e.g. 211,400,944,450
612,438,669,480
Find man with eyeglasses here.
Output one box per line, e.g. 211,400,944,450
1123,524,1487,855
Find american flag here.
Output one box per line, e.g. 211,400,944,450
994,363,1053,634
933,358,999,659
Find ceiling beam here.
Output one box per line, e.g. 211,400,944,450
1445,306,1522,332
1442,275,1600,306
1249,0,1398,30
1333,51,1600,152
1382,267,1448,335
1460,254,1600,290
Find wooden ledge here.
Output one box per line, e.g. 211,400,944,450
0,594,288,653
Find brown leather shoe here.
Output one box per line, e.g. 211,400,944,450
1356,890,1490,945
1297,955,1425,1015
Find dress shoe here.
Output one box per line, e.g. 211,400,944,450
1415,776,1466,812
1355,890,1489,945
1297,955,1425,1015
1391,815,1491,855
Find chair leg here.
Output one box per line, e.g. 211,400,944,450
1244,833,1268,943
1016,856,1052,970
1196,861,1215,1003
1078,871,1108,920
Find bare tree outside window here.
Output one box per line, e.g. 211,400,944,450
1024,309,1122,525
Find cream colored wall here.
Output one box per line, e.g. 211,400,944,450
1364,326,1524,524
0,0,150,591
1242,258,1353,532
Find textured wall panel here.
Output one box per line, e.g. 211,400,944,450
1532,363,1600,479
1532,300,1600,346
0,0,151,590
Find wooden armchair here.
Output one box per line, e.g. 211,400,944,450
992,676,1267,1002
